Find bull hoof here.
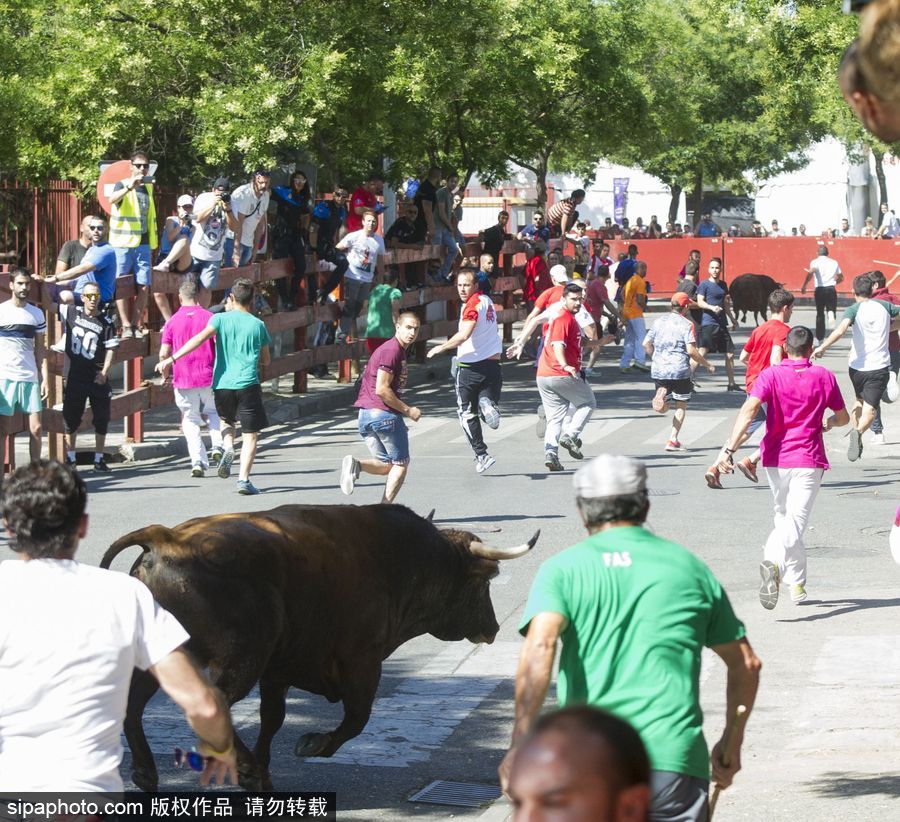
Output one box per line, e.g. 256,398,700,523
294,732,332,758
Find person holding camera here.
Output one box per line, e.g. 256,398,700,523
151,194,196,321
189,178,240,308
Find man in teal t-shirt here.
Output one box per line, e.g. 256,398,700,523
499,454,761,822
155,277,271,495
364,270,403,353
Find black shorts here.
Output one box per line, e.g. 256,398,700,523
63,378,112,435
655,378,692,402
699,324,734,354
214,383,269,433
849,367,890,408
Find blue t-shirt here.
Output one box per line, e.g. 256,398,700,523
520,224,550,244
696,221,720,237
615,257,637,287
78,242,118,301
697,278,729,327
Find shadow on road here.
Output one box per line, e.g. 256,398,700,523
811,772,900,798
776,597,900,623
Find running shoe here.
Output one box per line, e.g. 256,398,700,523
848,429,863,462
191,463,205,478
558,435,584,460
726,383,742,392
340,455,360,495
619,367,634,374
870,432,885,445
544,452,564,472
790,583,808,604
704,466,724,489
474,454,496,474
737,457,758,483
217,449,235,479
209,447,224,465
633,362,651,372
651,386,668,413
93,457,111,473
478,396,501,430
536,405,547,439
584,367,599,378
65,454,76,467
665,440,684,452
236,479,260,495
759,560,780,610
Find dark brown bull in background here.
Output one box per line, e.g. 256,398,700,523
728,273,781,326
101,504,538,791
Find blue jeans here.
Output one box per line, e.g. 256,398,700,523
223,238,253,268
434,227,459,280
358,408,410,465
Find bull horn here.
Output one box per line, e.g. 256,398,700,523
425,509,436,522
468,529,540,561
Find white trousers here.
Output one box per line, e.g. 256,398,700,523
174,386,223,468
763,466,824,586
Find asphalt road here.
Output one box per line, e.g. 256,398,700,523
6,306,900,820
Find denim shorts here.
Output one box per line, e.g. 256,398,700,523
191,257,222,289
358,408,410,465
114,244,153,286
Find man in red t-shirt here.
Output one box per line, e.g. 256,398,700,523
523,241,553,308
705,289,794,489
536,284,598,472
347,173,384,233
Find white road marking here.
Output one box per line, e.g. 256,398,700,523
645,415,727,446
579,417,633,445
407,417,454,438
311,641,522,767
450,415,540,444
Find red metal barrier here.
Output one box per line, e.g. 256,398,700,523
723,238,900,293
602,238,724,292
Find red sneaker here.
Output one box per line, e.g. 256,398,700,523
704,467,724,489
737,457,759,483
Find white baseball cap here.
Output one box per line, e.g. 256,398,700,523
550,264,568,284
573,454,647,498
177,194,194,207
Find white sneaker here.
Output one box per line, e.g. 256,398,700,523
870,433,885,445
475,454,496,474
478,396,501,429
340,455,360,495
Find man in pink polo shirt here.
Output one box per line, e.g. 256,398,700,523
158,279,224,477
716,326,849,608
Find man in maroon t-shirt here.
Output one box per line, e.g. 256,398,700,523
705,289,794,489
340,311,422,503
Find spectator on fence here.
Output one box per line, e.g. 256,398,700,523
154,195,196,277
42,218,117,311
453,192,466,248
647,215,663,239
729,225,743,238
158,280,224,478
518,211,551,248
364,268,403,355
109,151,159,339
750,220,767,237
876,203,900,239
479,211,511,266
60,282,118,472
225,169,271,269
188,178,239,309
523,240,551,310
547,190,585,239
0,459,238,792
839,218,854,237
56,217,94,277
681,223,693,238
0,267,47,463
664,221,677,238
310,186,350,302
588,240,613,278
475,253,497,295
155,277,271,495
335,210,386,344
565,222,590,276
413,166,441,247
798,224,808,237
849,4,900,144
385,203,421,248
768,219,783,238
348,172,385,234
271,170,312,311
694,212,721,238
862,216,876,238
431,170,460,284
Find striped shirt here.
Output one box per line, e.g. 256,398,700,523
0,300,46,383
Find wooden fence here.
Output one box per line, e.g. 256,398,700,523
1,239,529,469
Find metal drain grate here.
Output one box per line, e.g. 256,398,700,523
409,780,502,808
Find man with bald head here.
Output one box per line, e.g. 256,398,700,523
507,705,651,821
500,454,761,820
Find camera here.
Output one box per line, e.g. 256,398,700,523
219,191,231,204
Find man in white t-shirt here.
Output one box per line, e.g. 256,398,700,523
427,269,503,474
227,169,271,268
801,245,843,344
190,177,240,305
814,273,900,462
335,209,386,343
0,267,48,462
876,203,899,239
0,460,238,791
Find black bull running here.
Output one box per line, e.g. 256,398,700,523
101,503,538,791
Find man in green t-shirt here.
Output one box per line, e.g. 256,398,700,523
156,277,271,495
499,454,761,821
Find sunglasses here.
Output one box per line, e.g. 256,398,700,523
334,191,347,197
89,225,105,231
133,163,149,169
82,293,101,300
174,747,207,772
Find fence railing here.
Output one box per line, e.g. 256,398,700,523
1,238,530,470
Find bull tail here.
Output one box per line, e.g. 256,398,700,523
100,525,176,572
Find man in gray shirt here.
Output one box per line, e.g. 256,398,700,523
433,171,460,283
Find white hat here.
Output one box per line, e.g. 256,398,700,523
573,454,647,498
177,194,194,207
549,264,568,284
566,278,586,289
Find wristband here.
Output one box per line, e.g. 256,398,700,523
198,738,234,758
724,447,735,455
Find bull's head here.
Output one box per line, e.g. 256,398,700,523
430,528,540,645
